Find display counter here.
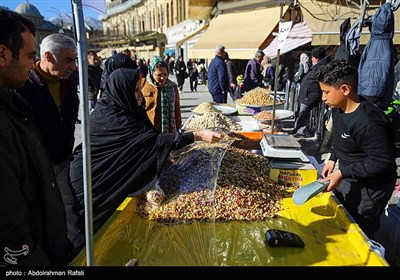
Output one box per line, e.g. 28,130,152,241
70,127,387,267
71,192,387,266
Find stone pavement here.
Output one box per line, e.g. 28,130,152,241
168,74,217,124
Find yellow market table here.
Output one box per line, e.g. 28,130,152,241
71,191,388,266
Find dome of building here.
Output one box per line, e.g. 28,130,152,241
15,1,42,17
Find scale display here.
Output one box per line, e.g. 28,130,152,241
260,134,309,162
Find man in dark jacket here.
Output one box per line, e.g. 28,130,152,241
223,51,239,101
207,45,229,103
0,8,73,266
293,47,331,137
16,33,82,251
87,50,103,112
243,50,265,92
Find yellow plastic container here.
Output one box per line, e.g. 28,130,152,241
269,160,318,187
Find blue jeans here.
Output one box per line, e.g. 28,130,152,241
211,92,227,103
189,76,198,92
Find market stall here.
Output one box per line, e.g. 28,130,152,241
71,191,387,266
71,89,387,266
70,140,387,266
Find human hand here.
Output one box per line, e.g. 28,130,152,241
324,170,343,192
193,130,222,143
321,160,335,178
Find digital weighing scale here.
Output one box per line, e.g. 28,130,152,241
260,134,309,162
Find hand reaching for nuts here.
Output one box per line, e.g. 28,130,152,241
146,184,165,206
193,129,222,143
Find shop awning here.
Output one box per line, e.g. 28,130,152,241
301,0,400,45
263,22,312,58
176,23,209,47
300,0,359,45
189,6,289,60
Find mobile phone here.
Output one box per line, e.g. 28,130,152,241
265,229,305,248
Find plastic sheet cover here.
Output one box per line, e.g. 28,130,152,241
71,143,388,266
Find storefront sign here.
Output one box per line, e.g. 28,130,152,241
278,21,293,49
166,19,205,45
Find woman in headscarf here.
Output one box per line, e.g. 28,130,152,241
99,53,137,94
69,68,221,234
143,56,181,132
261,56,275,90
293,53,311,84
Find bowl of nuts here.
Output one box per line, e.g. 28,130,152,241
235,87,284,115
253,109,294,124
235,103,273,115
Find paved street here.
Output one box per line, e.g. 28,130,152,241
168,75,216,123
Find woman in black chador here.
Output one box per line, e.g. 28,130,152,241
69,68,221,234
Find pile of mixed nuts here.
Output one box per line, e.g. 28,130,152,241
137,143,296,224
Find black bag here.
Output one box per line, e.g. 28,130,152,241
184,71,189,79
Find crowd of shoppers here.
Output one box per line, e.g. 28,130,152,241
2,5,399,267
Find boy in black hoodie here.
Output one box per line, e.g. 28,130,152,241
317,60,397,239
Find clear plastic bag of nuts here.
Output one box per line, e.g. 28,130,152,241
149,142,229,223
159,142,228,193
137,141,292,224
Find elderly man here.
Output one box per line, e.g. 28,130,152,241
0,8,73,265
243,50,265,92
16,33,82,251
207,45,229,103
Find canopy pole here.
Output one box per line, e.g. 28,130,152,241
271,1,286,133
72,0,94,266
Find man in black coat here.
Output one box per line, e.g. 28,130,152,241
0,8,73,266
87,50,103,112
207,45,229,103
293,47,331,137
16,33,82,251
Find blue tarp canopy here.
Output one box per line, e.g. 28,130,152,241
164,48,175,56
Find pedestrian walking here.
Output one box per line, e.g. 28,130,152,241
207,45,229,103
